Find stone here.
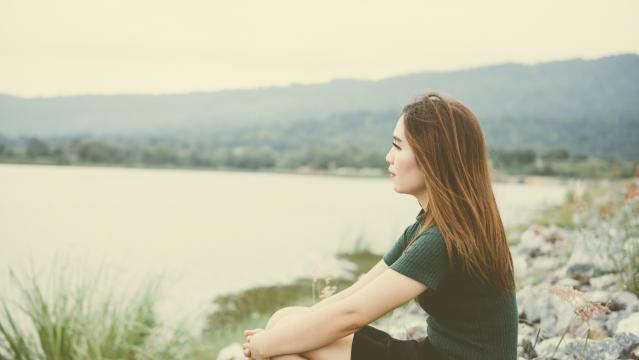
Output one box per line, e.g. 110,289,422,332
611,291,639,312
566,262,595,283
614,332,639,356
516,285,577,337
533,335,574,359
545,226,566,243
513,253,529,279
404,319,428,341
530,256,557,272
553,277,580,289
563,336,623,360
616,313,639,337
518,338,538,359
582,290,612,305
589,274,620,291
387,318,427,341
518,225,546,256
606,310,630,334
556,333,639,360
216,342,244,360
518,322,538,342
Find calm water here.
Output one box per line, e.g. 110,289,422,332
0,164,569,332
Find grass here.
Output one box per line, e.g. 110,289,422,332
0,264,197,360
0,236,389,359
498,159,637,179
532,187,584,230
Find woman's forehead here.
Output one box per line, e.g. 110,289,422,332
394,115,405,135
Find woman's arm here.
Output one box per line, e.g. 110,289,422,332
311,259,389,309
251,259,420,358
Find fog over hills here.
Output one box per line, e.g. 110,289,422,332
1,53,637,139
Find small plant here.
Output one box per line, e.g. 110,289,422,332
312,276,337,304
318,278,337,301
550,286,611,358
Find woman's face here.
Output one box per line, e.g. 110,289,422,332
385,114,426,195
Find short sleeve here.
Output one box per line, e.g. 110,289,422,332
383,223,414,266
389,227,450,291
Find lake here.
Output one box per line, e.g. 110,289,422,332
0,163,569,332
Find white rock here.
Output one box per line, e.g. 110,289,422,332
519,225,545,254
531,256,557,272
517,323,538,341
616,312,639,337
554,278,580,289
585,290,613,304
606,310,629,334
544,225,566,243
539,241,555,255
611,291,639,312
589,274,620,291
563,336,623,360
216,342,244,360
534,335,574,359
387,319,422,340
404,319,428,341
614,332,639,354
517,285,577,337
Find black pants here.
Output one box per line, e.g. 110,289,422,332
351,325,443,360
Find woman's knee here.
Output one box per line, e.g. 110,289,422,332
301,333,354,360
266,306,311,329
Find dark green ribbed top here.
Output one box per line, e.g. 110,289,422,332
383,209,518,360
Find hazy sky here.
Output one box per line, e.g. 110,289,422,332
2,0,637,98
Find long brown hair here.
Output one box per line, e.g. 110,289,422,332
399,91,515,297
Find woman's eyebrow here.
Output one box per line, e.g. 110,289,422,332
393,136,402,143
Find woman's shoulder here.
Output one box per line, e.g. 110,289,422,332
416,223,442,239
410,224,444,249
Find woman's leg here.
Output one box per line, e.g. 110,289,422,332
266,307,312,359
266,309,354,360
266,306,311,329
271,355,307,360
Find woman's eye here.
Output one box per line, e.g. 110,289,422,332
392,142,400,150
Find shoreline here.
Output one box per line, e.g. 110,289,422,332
0,161,575,186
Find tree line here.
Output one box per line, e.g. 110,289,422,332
0,135,635,178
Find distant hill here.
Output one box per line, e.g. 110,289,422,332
1,53,638,161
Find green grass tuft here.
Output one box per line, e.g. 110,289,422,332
0,264,196,360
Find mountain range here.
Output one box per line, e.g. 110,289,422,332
1,53,637,160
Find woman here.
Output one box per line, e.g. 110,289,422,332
243,92,518,359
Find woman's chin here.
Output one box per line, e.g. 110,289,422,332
391,182,401,193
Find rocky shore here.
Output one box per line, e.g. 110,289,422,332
219,179,639,360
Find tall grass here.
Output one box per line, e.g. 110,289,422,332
0,263,196,360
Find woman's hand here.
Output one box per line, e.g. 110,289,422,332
243,328,267,359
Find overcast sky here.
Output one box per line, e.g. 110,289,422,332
1,0,637,98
